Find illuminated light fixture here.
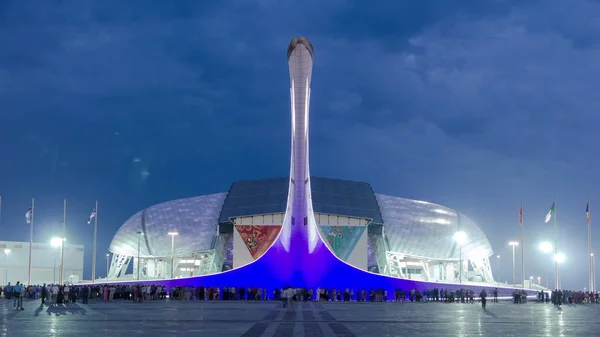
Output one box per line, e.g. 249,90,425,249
453,231,467,245
539,241,553,254
453,231,467,284
50,237,65,248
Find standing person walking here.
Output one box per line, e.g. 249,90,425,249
41,284,48,306
13,281,23,310
480,289,487,309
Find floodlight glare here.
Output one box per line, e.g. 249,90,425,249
539,241,553,253
50,237,64,248
508,241,519,247
453,231,467,245
3,249,10,255
554,253,566,263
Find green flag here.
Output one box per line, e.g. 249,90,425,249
545,202,555,223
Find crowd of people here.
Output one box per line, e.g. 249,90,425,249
546,290,600,305
2,282,599,308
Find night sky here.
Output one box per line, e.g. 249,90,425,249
0,0,598,289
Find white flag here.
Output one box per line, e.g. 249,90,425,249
544,202,556,224
87,209,96,224
25,207,32,224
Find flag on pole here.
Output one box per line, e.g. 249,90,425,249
25,207,32,224
586,202,590,223
545,202,556,223
519,205,523,226
87,209,97,224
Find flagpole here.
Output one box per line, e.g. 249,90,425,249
588,196,592,292
27,198,34,286
521,199,525,289
553,197,558,290
0,195,3,240
59,199,66,285
92,200,98,283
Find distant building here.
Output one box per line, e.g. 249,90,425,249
0,241,84,285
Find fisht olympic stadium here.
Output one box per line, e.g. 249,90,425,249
103,37,507,292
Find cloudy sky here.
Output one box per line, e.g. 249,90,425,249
0,0,598,288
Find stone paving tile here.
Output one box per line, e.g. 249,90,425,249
1,299,600,336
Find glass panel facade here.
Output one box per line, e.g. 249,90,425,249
109,193,227,258
218,178,289,223
376,194,492,260
311,177,383,224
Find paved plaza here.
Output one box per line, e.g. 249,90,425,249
1,299,600,336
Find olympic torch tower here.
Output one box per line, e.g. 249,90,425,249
96,37,536,300
279,37,320,258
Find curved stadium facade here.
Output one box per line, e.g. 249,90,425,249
108,177,495,285
103,36,503,291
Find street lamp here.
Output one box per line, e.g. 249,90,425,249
168,231,178,279
106,253,110,279
51,237,65,284
554,252,566,289
591,253,596,292
539,241,553,254
508,241,519,286
50,237,64,248
136,231,143,281
538,241,553,288
529,276,534,289
453,231,467,284
3,249,10,285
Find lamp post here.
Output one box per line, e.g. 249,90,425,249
554,252,565,289
453,231,467,284
136,231,143,281
51,237,64,284
508,241,519,286
3,249,10,285
60,199,67,286
168,232,178,279
539,241,553,254
591,253,595,292
106,253,110,279
539,241,554,289
496,255,500,286
529,276,533,289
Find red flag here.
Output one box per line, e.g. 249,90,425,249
586,202,590,223
519,205,523,226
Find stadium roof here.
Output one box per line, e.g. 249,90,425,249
218,177,383,224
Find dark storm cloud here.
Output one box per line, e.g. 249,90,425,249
0,0,597,288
